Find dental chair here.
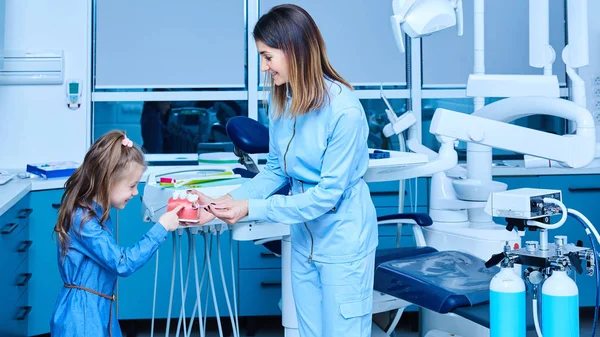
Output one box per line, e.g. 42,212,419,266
225,116,536,336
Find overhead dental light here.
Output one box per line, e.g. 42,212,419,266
390,0,463,53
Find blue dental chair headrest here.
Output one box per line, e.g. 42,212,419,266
226,116,269,154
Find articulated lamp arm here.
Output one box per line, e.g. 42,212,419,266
390,135,459,180
430,97,596,169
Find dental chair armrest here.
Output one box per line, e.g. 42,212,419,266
377,213,431,248
377,213,433,227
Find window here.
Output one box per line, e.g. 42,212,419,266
94,0,246,89
90,0,570,160
258,98,408,151
421,0,566,88
93,100,248,154
259,0,407,87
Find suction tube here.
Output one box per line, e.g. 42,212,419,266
567,209,600,337
204,231,224,337
216,229,239,337
166,232,178,337
175,230,193,337
151,249,160,337
189,227,206,337
230,231,239,335
527,198,567,230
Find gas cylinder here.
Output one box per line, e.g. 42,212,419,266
541,269,579,337
490,244,525,337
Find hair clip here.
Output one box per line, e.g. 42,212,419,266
121,136,133,147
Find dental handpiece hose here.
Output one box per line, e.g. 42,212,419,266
175,230,193,337
204,230,224,337
567,209,600,337
166,232,178,337
217,228,239,337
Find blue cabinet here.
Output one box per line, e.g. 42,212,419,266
237,237,283,317
0,193,32,337
238,269,282,316
27,188,64,336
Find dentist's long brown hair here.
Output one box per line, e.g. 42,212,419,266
54,130,146,259
254,4,353,118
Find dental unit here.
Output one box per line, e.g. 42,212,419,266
381,0,599,336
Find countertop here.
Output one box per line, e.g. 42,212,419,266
0,162,239,217
2,155,600,217
0,178,31,219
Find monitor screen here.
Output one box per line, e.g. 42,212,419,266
69,82,79,93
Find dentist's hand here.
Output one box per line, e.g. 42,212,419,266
159,205,184,231
179,190,216,226
186,190,234,204
180,190,234,226
207,200,249,225
186,190,214,204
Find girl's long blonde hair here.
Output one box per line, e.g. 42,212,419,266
254,4,353,118
54,130,146,258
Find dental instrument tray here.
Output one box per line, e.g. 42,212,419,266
363,149,428,182
26,161,79,179
142,166,249,225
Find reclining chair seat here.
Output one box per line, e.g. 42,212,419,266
374,247,535,331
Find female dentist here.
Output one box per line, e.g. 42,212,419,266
205,4,378,336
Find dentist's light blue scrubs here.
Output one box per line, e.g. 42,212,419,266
229,79,378,337
50,203,169,337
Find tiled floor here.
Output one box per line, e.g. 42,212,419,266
130,309,599,337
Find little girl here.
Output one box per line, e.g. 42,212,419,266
50,130,183,337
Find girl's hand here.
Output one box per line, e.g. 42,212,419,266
158,205,183,231
206,200,249,225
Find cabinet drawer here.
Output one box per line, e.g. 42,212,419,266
239,269,282,316
238,241,281,270
539,175,600,202
1,194,32,237
9,259,31,307
1,219,30,272
0,290,31,337
493,176,539,189
13,291,31,335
